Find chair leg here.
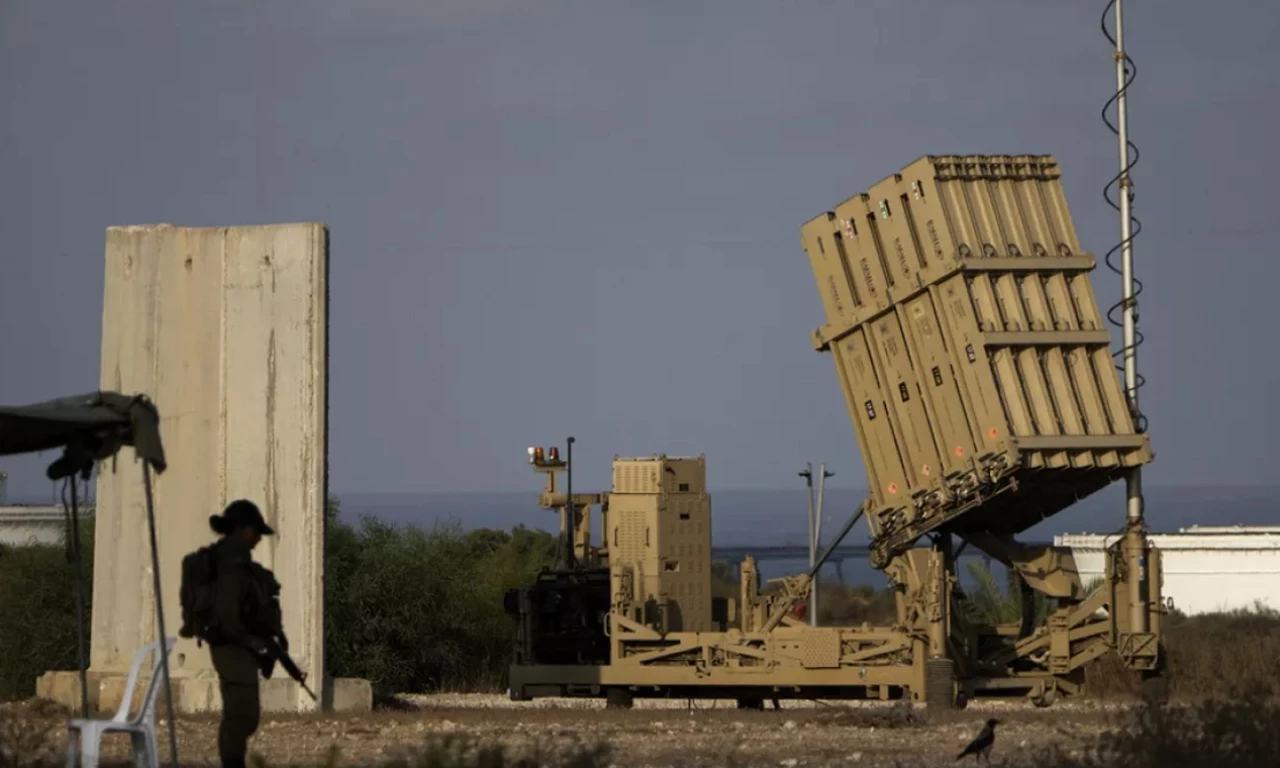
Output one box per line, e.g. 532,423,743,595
147,728,161,768
63,727,78,768
130,728,160,768
79,730,101,768
130,730,146,767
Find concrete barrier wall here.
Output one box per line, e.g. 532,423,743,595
90,223,328,711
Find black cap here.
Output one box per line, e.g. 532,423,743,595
218,499,275,536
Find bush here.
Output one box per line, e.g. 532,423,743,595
5,499,1280,707
1085,604,1280,700
0,520,93,701
1023,692,1280,768
324,499,559,695
0,499,558,702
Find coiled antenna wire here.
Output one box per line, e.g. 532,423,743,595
1101,0,1147,434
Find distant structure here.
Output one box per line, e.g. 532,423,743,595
0,503,92,548
1056,526,1280,616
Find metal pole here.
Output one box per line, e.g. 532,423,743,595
797,464,815,625
808,507,863,580
815,465,833,627
1115,0,1140,499
1112,0,1147,634
565,436,576,570
143,462,181,767
68,478,89,719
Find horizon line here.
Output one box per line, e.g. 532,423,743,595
331,482,1280,497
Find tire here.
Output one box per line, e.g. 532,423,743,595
1140,642,1170,703
605,688,634,709
1139,662,1170,706
925,658,957,710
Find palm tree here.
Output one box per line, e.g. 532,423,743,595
958,560,1056,627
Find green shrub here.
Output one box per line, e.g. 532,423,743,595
323,498,559,695
0,498,558,702
6,498,1280,708
0,520,93,701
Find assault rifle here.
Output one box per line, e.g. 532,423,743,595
257,634,318,702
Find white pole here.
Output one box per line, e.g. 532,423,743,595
1115,0,1140,503
799,463,816,626
814,464,831,627
1112,0,1147,633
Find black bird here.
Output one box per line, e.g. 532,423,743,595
956,718,1000,763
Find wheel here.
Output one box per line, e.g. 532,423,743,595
605,688,634,710
1031,688,1056,709
924,658,958,710
1138,642,1170,704
1139,674,1168,703
1139,666,1170,706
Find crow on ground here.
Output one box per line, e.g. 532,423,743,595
956,718,1000,763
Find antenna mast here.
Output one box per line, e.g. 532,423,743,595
1106,0,1148,632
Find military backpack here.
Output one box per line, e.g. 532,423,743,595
178,544,220,643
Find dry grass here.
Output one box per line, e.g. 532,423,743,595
0,700,65,768
0,697,1096,767
1024,692,1280,768
1083,606,1280,700
4,692,1280,767
247,734,614,768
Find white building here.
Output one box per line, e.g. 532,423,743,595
1055,525,1280,616
0,505,91,548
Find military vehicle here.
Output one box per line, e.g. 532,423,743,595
503,154,1164,709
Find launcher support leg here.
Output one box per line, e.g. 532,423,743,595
926,547,950,659
1124,473,1147,633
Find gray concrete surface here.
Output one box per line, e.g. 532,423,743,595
37,222,369,713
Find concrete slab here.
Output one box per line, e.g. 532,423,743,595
38,223,368,713
36,670,373,716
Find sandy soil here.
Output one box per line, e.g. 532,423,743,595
2,694,1134,767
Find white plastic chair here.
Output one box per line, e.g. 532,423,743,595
64,636,176,768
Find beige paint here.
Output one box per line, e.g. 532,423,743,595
78,223,332,712
507,155,1165,708
800,155,1153,569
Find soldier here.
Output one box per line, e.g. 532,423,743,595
205,499,277,768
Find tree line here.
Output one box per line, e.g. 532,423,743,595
1,495,1276,701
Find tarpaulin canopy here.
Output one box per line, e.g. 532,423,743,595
0,391,166,479
0,390,178,764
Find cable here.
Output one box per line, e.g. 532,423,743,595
1101,0,1148,434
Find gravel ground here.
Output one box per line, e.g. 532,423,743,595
2,694,1133,767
